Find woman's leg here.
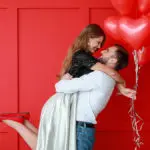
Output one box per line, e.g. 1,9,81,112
3,120,37,150
24,120,38,134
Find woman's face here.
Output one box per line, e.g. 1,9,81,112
88,36,104,53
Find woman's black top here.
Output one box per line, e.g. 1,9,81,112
68,50,99,78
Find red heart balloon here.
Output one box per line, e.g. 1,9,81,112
143,14,150,46
111,0,136,15
119,17,149,49
137,47,150,66
138,0,150,15
104,16,121,41
148,13,150,33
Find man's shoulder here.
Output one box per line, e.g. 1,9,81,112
78,70,99,78
80,70,105,77
87,70,115,83
87,70,107,76
80,70,115,81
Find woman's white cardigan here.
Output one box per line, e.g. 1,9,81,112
36,92,78,150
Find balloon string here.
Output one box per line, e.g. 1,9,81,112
128,49,144,149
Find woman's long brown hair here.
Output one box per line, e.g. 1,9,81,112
57,24,106,80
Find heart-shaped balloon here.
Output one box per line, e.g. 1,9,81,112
138,0,150,15
148,13,150,33
143,13,150,46
104,16,121,41
119,17,149,49
137,47,150,66
110,0,136,15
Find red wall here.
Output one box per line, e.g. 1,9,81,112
0,0,149,150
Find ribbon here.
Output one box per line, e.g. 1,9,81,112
128,49,144,150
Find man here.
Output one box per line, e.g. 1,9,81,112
55,44,136,150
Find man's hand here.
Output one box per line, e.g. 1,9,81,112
61,73,73,80
119,88,136,100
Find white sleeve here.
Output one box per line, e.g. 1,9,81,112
55,71,103,93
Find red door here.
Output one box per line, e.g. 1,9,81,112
0,0,150,150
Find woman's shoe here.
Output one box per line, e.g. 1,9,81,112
0,112,30,120
0,116,24,124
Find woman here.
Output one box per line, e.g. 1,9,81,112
0,24,134,149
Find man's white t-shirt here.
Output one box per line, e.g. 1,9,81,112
55,71,116,124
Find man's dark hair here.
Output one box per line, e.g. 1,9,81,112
114,44,129,71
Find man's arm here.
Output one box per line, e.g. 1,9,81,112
55,71,103,93
55,72,136,99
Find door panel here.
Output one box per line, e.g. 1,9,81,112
18,8,85,150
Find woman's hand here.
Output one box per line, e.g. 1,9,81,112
119,88,136,100
117,83,136,99
61,73,73,80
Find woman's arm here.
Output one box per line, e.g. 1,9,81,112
91,62,125,84
73,50,124,84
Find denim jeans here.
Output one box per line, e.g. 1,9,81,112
76,122,96,150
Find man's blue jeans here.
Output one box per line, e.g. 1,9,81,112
76,122,96,150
